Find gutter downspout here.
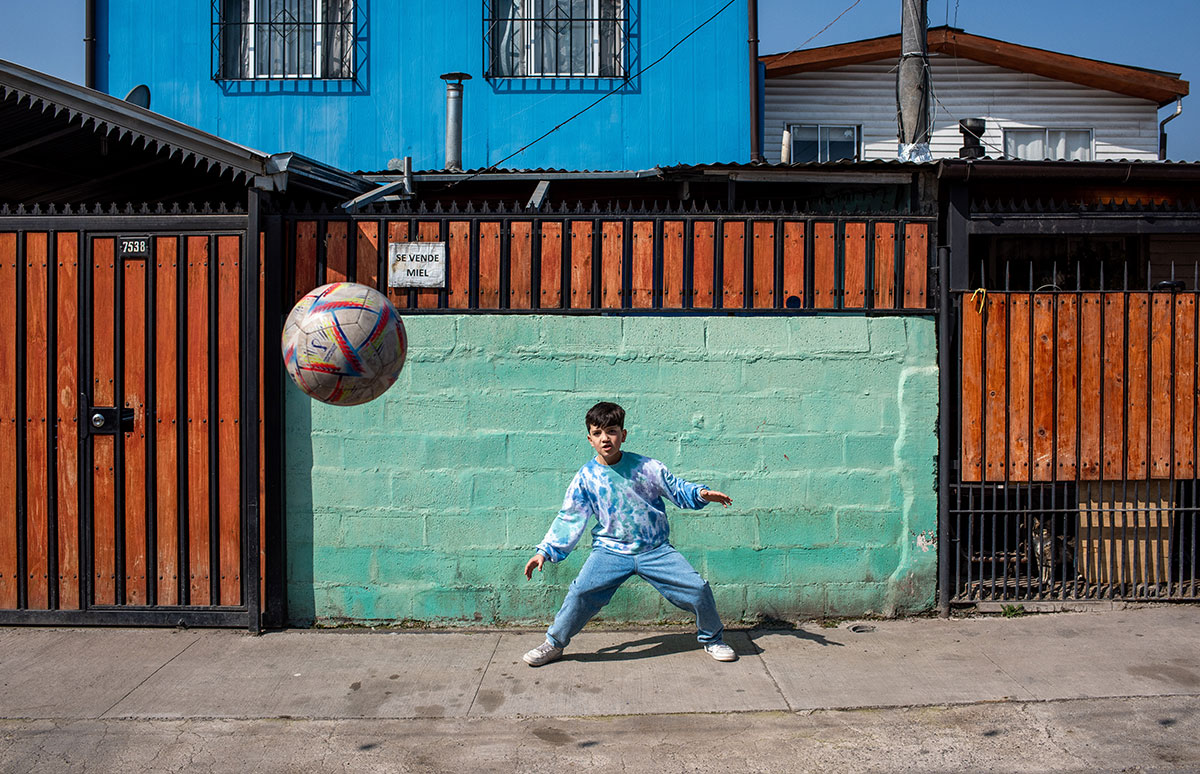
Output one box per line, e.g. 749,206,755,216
85,0,96,89
1159,98,1183,161
748,0,763,163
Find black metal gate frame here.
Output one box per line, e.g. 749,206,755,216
936,190,1200,612
0,212,262,630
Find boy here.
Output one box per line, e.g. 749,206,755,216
522,401,735,667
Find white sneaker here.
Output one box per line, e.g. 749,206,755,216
523,640,564,667
704,642,738,662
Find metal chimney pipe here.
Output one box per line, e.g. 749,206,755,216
440,72,472,171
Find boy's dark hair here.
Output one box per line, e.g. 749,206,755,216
586,401,625,429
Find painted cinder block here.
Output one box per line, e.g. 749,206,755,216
703,548,787,586
289,313,939,625
761,434,843,470
705,318,790,354
622,317,708,356
339,514,425,549
670,513,758,548
842,433,898,469
787,317,870,355
757,508,836,548
746,584,827,619
835,508,903,547
808,470,897,510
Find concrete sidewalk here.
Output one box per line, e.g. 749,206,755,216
1,605,1197,721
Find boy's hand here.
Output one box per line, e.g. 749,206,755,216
524,553,546,580
700,489,732,507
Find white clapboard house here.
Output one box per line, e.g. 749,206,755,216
760,26,1189,163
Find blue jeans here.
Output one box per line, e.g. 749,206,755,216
546,543,725,649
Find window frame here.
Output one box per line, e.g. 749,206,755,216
786,123,862,164
1002,127,1095,161
213,0,356,82
484,0,627,80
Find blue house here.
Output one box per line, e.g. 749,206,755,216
94,1,755,173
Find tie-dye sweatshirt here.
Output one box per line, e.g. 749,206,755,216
535,452,709,561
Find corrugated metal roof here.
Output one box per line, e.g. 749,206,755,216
0,58,371,203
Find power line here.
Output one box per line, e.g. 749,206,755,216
454,0,738,185
767,0,864,64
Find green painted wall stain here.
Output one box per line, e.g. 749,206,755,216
285,315,938,625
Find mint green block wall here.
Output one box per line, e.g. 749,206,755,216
284,316,938,625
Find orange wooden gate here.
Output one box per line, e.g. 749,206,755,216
0,220,261,626
953,289,1200,600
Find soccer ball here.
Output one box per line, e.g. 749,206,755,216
281,282,407,406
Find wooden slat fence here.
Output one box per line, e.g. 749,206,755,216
285,216,934,312
961,291,1200,483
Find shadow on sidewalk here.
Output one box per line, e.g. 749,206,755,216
565,633,713,662
747,628,846,649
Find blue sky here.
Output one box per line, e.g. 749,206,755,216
1,0,1196,160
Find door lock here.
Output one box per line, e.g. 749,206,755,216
89,407,135,435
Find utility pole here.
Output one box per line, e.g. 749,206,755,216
897,0,931,161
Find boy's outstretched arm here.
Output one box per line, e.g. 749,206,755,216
524,552,546,580
699,488,733,507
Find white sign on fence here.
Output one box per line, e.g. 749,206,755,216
388,242,447,288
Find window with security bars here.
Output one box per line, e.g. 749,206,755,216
485,0,626,78
214,0,355,80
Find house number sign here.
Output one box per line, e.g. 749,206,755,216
388,242,446,288
118,235,151,259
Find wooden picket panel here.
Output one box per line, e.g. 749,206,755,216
1102,295,1126,479
447,221,470,308
154,236,180,606
122,248,148,605
782,222,805,307
92,237,116,606
355,221,379,290
874,223,896,309
539,222,562,309
1055,295,1078,481
983,294,1007,481
416,222,441,309
386,222,410,310
813,222,836,309
25,233,49,609
721,221,744,309
631,221,653,309
293,221,317,301
1032,295,1054,481
903,223,928,309
56,233,80,609
1079,294,1103,480
1006,294,1030,481
325,221,348,284
186,235,211,606
217,236,241,606
960,293,984,482
477,222,501,309
664,221,685,309
842,223,866,309
569,221,592,309
1174,295,1195,478
600,221,622,309
692,222,715,309
751,221,774,309
510,221,533,309
1150,294,1173,479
